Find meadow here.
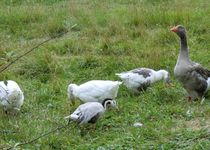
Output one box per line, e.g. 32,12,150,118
0,0,210,149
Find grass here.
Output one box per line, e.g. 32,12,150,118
1,0,210,149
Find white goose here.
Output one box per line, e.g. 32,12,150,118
64,98,117,125
0,80,24,114
67,80,122,104
116,68,170,93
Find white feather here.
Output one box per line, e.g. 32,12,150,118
116,72,149,92
207,77,210,90
0,80,24,113
64,114,79,121
65,99,117,125
68,80,122,103
70,114,80,120
66,102,105,125
116,68,169,93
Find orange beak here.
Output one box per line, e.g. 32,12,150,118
170,26,178,32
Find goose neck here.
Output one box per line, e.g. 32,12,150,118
154,71,164,82
102,98,112,110
178,33,189,61
180,34,188,50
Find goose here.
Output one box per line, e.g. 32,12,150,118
171,25,210,100
64,98,117,126
67,80,122,105
115,68,170,93
0,80,24,114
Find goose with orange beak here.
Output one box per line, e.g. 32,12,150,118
171,25,210,101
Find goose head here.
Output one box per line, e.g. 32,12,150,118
158,70,173,86
67,84,77,105
161,70,170,84
170,25,186,38
102,98,118,110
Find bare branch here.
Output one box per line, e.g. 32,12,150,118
0,130,16,134
6,124,68,150
0,24,77,74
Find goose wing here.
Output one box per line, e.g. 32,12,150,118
73,102,104,124
77,80,121,101
131,68,153,78
187,63,210,94
191,63,210,80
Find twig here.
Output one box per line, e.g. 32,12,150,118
0,24,77,74
0,130,16,134
6,124,68,150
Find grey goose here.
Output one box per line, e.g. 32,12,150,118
171,25,210,100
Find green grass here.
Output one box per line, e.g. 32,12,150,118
1,0,210,149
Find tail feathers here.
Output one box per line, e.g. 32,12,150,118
70,114,79,120
115,73,129,79
115,73,121,76
115,81,122,85
206,69,210,76
65,114,79,122
207,77,210,90
115,73,125,77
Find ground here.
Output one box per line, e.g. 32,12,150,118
0,0,210,149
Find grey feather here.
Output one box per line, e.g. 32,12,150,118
88,113,101,124
132,68,152,78
172,25,210,99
